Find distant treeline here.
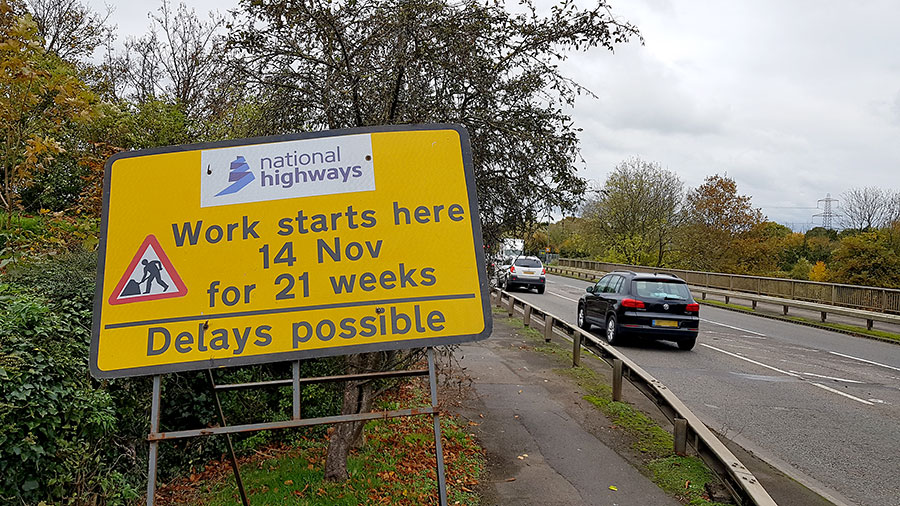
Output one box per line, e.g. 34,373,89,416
534,158,900,288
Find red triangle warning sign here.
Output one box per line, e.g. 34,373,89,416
108,234,188,305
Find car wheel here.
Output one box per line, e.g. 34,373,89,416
677,337,696,351
605,315,621,345
537,285,545,294
577,304,591,331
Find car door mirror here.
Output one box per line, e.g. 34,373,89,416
586,286,594,293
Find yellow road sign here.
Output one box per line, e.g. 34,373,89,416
91,125,491,378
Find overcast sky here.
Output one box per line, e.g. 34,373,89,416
91,0,900,229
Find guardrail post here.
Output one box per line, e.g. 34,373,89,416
701,292,706,300
572,331,581,367
783,305,789,315
507,295,515,317
752,300,757,310
867,319,874,330
725,296,730,304
544,316,554,343
612,359,623,401
494,290,502,308
523,306,532,327
821,311,827,322
673,418,688,456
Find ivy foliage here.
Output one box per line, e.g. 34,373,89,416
0,252,344,504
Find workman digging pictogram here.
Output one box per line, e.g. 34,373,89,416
108,234,187,305
131,259,169,294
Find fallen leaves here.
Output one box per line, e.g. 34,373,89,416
153,379,485,506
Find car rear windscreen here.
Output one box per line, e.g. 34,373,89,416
514,258,542,268
633,280,691,299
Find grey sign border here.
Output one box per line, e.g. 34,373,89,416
90,124,492,379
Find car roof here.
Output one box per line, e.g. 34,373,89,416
610,271,685,282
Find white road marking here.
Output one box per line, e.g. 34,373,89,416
809,382,874,405
565,284,585,290
788,371,864,384
701,344,875,406
701,344,800,377
550,292,579,303
700,318,767,337
828,351,900,373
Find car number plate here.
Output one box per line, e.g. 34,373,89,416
524,270,535,275
652,320,678,328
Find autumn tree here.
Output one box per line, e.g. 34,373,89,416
227,0,639,248
226,0,640,480
27,0,111,61
547,216,591,257
677,174,764,272
830,231,900,287
809,260,828,282
581,157,683,266
0,0,96,220
733,221,791,275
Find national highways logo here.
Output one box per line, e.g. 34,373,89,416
200,134,376,208
216,156,255,197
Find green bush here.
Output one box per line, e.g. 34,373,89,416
1,252,344,504
0,288,137,503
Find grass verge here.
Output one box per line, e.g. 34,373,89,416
494,309,731,506
157,380,484,505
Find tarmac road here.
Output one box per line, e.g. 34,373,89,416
506,273,900,506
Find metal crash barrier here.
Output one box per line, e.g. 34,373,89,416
548,264,900,332
492,288,778,506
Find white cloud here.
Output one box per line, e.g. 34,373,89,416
90,0,900,228
563,0,900,227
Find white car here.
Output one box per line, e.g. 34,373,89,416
499,256,546,294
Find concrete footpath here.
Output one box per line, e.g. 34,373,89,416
444,319,680,506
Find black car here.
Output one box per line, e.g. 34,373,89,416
576,271,700,350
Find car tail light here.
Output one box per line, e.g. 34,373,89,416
621,298,645,309
541,267,546,275
686,303,699,312
510,265,515,273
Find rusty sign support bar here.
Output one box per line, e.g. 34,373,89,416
427,347,449,506
292,361,301,420
146,375,161,506
144,353,446,505
206,370,249,506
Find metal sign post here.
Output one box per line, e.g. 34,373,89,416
147,376,161,506
144,350,448,506
427,347,448,505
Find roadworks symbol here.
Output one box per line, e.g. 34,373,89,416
108,234,187,305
